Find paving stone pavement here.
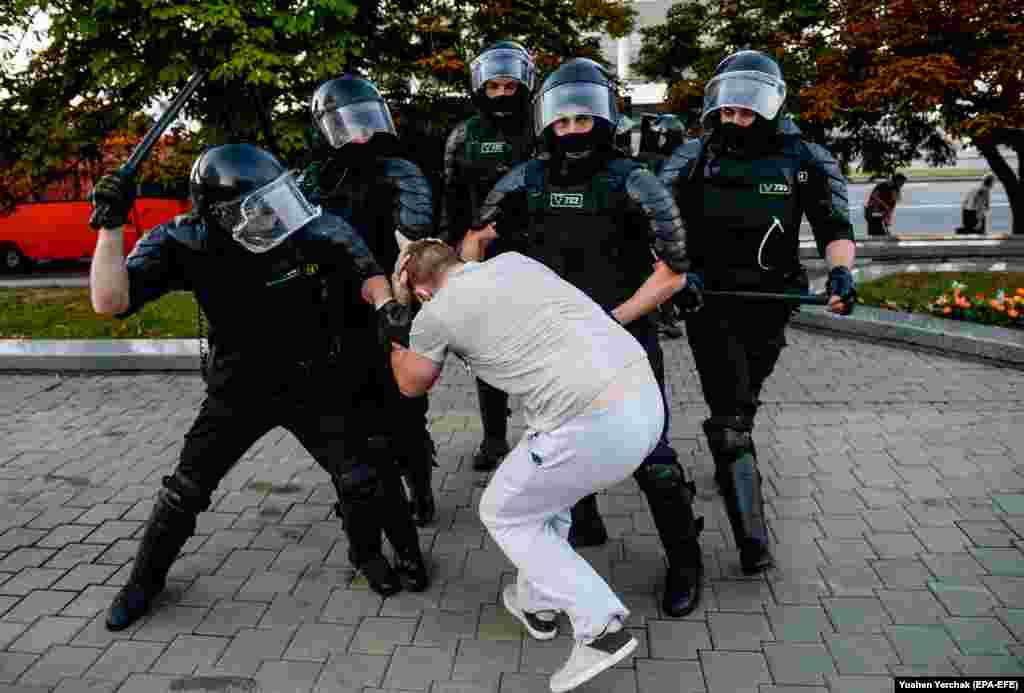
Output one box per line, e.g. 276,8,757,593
2,326,1024,692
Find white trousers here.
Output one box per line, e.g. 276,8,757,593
479,371,664,641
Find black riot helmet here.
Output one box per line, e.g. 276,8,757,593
533,58,617,158
701,50,787,130
311,75,397,151
469,40,536,121
190,144,321,253
651,114,686,154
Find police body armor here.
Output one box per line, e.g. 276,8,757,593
300,156,433,327
524,158,651,310
676,136,807,294
459,115,533,228
148,213,379,390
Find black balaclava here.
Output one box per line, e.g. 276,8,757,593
711,113,777,157
548,120,615,184
477,88,530,135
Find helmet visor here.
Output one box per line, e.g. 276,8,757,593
226,173,322,253
317,100,396,149
534,82,615,137
470,48,536,92
701,70,786,126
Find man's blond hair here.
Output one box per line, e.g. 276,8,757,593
404,239,461,288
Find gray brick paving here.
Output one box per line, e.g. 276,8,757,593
3,330,1024,690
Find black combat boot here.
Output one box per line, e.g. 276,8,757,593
637,464,705,617
378,465,431,592
473,379,510,471
343,505,401,598
393,544,430,592
337,460,402,597
401,436,437,527
706,425,773,575
568,494,609,548
106,496,195,631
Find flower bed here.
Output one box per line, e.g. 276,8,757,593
857,272,1024,331
927,281,1024,329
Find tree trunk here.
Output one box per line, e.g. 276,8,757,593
977,141,1022,235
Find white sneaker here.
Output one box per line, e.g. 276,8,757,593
502,585,559,641
549,625,637,693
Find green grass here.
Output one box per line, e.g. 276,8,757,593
0,288,200,338
858,272,1024,326
3,273,1024,339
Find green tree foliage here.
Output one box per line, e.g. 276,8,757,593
633,0,966,176
0,0,636,211
808,0,1024,234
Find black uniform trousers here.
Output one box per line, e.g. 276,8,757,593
179,360,383,502
683,300,791,430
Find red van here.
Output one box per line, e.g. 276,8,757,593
0,198,191,273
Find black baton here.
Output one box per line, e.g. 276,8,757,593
701,290,831,305
89,70,206,230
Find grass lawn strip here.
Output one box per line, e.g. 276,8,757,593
0,288,198,338
3,272,1024,339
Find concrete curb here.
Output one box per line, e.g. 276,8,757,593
791,305,1024,368
3,240,1024,372
0,339,201,371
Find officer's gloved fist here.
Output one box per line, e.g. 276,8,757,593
377,300,412,348
825,266,856,315
675,271,704,314
90,171,136,230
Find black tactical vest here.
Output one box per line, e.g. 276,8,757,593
458,115,533,218
524,163,651,310
191,235,337,391
687,146,804,291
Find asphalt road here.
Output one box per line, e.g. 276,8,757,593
822,180,1013,238
0,180,1016,287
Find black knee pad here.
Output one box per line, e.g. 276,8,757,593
635,461,690,499
336,461,386,502
703,417,755,462
159,471,212,516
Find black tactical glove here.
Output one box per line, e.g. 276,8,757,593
825,266,857,315
89,171,137,230
674,271,704,314
378,300,412,348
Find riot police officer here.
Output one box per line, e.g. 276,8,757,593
614,114,635,156
469,58,706,618
300,75,438,526
635,114,689,340
659,50,856,575
438,40,538,472
636,114,686,175
88,144,429,630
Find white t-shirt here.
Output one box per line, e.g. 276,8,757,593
409,252,648,432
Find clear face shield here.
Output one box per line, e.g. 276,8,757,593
317,100,397,149
534,82,615,137
470,48,536,93
700,70,786,128
214,173,322,254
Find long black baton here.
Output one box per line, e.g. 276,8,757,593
701,290,831,305
89,70,207,230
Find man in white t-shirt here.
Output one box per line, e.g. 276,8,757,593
388,239,686,693
958,174,996,234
